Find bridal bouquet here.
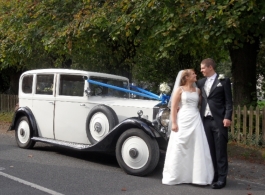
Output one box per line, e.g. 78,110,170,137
159,82,171,95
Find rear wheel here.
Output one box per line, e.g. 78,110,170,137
116,128,160,176
15,116,35,149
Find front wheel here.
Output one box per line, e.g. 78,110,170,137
15,116,35,149
115,128,160,176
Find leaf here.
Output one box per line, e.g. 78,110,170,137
135,26,140,30
204,35,210,40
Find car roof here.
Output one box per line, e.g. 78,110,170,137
21,69,129,81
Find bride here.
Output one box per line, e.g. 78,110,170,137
162,69,214,185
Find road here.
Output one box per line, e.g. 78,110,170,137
1,130,265,195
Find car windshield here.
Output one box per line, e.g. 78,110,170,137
89,76,129,98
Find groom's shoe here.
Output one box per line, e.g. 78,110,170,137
211,181,226,189
211,177,218,185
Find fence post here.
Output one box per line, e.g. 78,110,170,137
236,105,241,142
231,107,235,137
249,106,253,137
8,94,10,112
0,94,3,112
262,107,265,146
0,94,2,111
0,94,19,113
3,94,7,111
243,106,247,144
255,106,260,144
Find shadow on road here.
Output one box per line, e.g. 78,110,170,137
33,142,166,178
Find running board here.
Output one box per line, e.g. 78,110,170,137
31,137,92,150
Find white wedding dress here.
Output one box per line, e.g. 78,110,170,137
162,88,214,185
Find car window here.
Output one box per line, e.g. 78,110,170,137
36,74,54,95
89,77,129,98
59,75,84,96
22,75,33,94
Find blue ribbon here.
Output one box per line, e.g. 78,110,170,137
87,79,170,104
130,85,160,99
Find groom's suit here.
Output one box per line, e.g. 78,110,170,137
197,74,233,183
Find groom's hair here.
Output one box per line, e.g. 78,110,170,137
201,58,216,70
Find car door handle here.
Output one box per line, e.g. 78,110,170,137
80,104,85,106
48,101,54,105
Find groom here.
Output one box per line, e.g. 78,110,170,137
197,58,233,189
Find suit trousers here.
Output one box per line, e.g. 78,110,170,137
203,116,228,183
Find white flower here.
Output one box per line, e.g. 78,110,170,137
159,82,171,94
218,74,225,80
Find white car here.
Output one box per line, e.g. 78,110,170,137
9,69,170,176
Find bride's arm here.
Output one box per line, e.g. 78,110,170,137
171,87,182,132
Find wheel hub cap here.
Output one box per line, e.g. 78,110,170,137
20,128,25,136
94,122,102,133
129,148,138,159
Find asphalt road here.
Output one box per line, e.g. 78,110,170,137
1,131,265,195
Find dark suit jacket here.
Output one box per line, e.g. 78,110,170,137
197,74,233,139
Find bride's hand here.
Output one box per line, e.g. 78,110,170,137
172,123,178,132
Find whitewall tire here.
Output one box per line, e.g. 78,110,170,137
86,105,118,144
15,116,35,149
116,128,160,176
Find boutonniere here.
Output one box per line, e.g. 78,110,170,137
218,74,225,80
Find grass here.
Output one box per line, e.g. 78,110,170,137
0,112,14,123
228,141,265,164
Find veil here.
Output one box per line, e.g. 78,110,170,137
167,70,184,109
167,70,183,137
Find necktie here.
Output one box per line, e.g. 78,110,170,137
206,78,212,96
204,78,212,116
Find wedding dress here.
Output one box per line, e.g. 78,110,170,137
162,87,214,185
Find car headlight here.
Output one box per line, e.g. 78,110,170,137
156,108,170,127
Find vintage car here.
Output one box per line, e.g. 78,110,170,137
9,69,170,176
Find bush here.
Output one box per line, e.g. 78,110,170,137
257,100,265,108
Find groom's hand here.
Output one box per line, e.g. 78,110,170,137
223,119,231,127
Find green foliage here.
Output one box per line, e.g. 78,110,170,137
0,112,13,123
0,0,265,102
216,60,232,79
257,100,265,108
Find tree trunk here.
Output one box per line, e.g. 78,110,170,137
9,69,23,95
229,38,259,106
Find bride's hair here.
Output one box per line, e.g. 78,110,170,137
180,69,194,86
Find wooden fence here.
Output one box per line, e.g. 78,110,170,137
0,94,265,146
231,105,265,146
0,94,18,112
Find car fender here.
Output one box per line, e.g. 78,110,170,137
8,107,38,137
89,117,160,151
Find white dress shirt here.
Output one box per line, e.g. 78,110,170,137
204,73,217,116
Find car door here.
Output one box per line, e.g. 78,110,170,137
54,74,91,144
31,74,55,139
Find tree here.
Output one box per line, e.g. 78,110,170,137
1,0,265,105
113,0,265,106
